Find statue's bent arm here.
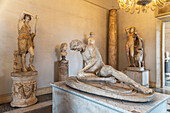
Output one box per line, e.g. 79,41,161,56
82,47,98,72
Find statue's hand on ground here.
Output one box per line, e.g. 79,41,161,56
77,70,85,77
139,85,153,94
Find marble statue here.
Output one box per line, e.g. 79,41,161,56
125,27,144,68
135,34,144,67
124,27,148,87
17,10,38,72
125,27,136,67
11,10,38,107
58,43,69,81
60,43,68,61
88,32,95,45
66,39,155,102
69,39,152,94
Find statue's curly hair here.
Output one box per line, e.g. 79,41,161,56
60,43,68,51
70,40,84,50
23,14,32,21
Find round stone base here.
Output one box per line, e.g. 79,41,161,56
10,71,38,107
11,97,37,107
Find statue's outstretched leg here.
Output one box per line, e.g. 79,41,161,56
130,45,135,67
28,47,36,71
100,65,153,94
126,44,131,66
77,71,116,84
22,53,27,72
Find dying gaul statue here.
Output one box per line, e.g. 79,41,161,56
69,39,152,94
65,39,155,102
65,38,155,102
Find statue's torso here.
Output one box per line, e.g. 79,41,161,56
19,22,31,35
127,33,136,46
81,45,104,73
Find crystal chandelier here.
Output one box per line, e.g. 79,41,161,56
117,0,169,14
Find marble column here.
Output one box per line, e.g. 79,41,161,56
108,9,118,69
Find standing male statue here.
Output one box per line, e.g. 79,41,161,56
18,10,38,72
125,27,137,67
11,10,38,107
69,39,152,94
125,27,144,68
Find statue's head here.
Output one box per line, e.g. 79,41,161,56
88,32,95,45
130,27,136,33
70,40,85,52
60,43,68,52
23,14,31,24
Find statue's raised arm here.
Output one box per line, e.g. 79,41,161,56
18,10,38,35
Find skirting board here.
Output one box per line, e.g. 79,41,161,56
0,86,52,105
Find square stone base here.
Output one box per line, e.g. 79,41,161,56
51,82,170,113
123,69,149,87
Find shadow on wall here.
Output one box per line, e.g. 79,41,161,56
0,49,13,95
54,44,60,82
83,34,88,44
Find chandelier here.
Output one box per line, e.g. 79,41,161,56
117,0,169,14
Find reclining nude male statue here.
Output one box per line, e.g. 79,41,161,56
66,39,155,102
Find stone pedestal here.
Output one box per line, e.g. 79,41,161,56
51,82,170,113
58,60,68,81
123,69,149,87
11,71,38,107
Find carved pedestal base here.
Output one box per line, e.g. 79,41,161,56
58,60,68,81
10,71,38,107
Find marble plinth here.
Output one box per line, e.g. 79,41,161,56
127,67,144,71
11,71,38,107
51,82,170,113
123,69,149,87
58,60,68,81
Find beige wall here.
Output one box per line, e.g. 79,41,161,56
0,0,113,95
113,4,157,84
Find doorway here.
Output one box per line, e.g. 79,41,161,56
162,20,170,88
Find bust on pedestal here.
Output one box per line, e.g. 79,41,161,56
58,43,68,81
123,26,149,87
10,10,38,107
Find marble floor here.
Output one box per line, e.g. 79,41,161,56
1,88,170,113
